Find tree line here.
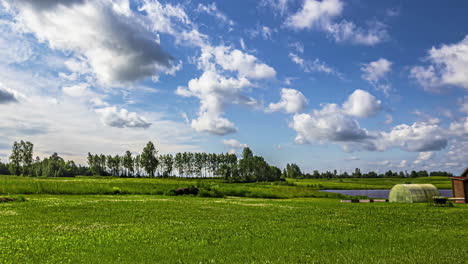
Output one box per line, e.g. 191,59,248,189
283,165,454,179
0,140,454,181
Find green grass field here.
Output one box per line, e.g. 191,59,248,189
0,175,453,199
1,195,467,263
0,175,351,199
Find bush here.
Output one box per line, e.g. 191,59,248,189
112,187,121,195
173,186,199,196
198,188,225,198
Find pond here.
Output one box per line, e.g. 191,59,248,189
319,189,453,198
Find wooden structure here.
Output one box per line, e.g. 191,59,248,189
451,168,468,204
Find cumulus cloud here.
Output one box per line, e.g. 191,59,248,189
285,0,342,30
285,0,387,45
411,35,468,92
10,0,175,85
191,112,237,135
380,122,448,152
361,58,392,94
268,88,308,113
176,71,254,135
203,45,276,79
342,89,382,118
175,43,276,135
288,90,448,153
95,106,151,129
290,104,373,144
0,87,18,104
223,139,248,148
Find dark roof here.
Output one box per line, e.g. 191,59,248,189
462,168,468,177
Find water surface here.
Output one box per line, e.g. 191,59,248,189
320,189,453,198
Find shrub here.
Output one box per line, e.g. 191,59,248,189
112,187,121,195
198,188,225,198
173,186,199,196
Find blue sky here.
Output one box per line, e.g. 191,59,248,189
0,0,466,174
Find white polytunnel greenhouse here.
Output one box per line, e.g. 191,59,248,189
389,184,440,203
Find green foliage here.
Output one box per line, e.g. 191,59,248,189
140,141,159,177
112,187,121,195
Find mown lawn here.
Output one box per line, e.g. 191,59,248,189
290,176,452,190
0,195,466,263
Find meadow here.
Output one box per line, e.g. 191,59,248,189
0,175,348,199
0,195,467,263
0,175,453,199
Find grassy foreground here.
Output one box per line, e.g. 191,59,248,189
1,195,467,263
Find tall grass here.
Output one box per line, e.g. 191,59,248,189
0,175,349,199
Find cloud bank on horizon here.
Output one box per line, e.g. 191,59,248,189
0,0,466,174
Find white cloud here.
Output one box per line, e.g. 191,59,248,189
325,21,388,46
361,58,392,94
95,106,151,129
380,122,448,152
289,41,304,53
290,104,372,144
285,0,387,46
223,139,248,148
176,71,253,135
285,0,343,30
413,151,433,164
268,88,308,113
10,0,176,85
196,3,234,27
260,0,291,16
449,117,468,138
342,89,382,118
396,160,407,168
289,53,340,76
208,46,276,79
62,83,90,97
191,112,237,135
411,35,468,92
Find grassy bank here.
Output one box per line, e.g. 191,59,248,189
0,176,452,199
289,176,452,190
0,175,348,199
0,195,466,263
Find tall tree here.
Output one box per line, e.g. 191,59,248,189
123,151,134,177
20,140,34,175
140,141,158,177
9,141,21,175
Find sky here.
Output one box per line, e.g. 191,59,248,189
0,0,467,174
